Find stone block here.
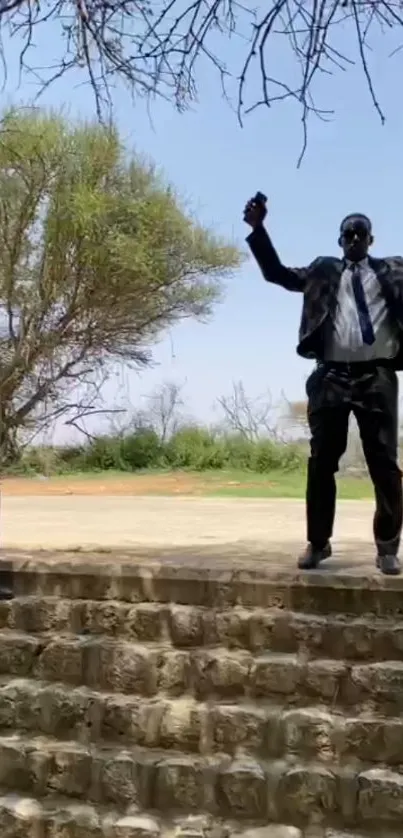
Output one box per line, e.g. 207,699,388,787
11,597,81,634
0,683,17,729
325,832,368,838
154,756,206,812
191,650,252,700
214,609,253,650
46,744,92,798
277,764,339,821
358,767,403,821
159,699,201,752
336,768,359,823
158,651,189,696
233,576,289,610
0,737,46,793
168,606,204,648
328,618,376,661
47,802,103,838
348,662,403,708
95,642,158,695
251,654,303,698
0,795,44,838
268,612,300,655
335,716,403,764
326,832,403,838
98,752,140,805
380,624,403,658
217,758,267,819
285,614,379,662
211,704,267,756
101,695,164,748
110,815,161,838
282,708,336,760
305,660,346,701
84,601,127,636
35,638,84,686
172,814,216,838
39,684,102,742
241,828,302,838
0,601,12,630
0,679,42,732
0,632,41,677
128,604,166,643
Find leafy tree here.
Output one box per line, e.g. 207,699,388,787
0,109,240,464
1,1,400,159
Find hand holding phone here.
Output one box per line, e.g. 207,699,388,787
243,191,267,229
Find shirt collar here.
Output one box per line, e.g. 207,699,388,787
345,257,369,269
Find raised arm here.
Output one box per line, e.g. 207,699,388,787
244,195,312,293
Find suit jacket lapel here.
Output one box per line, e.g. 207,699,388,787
325,258,343,314
369,256,403,326
369,256,390,287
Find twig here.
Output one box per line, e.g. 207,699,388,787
0,1,398,160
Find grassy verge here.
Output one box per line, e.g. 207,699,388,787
2,468,374,499
200,469,372,499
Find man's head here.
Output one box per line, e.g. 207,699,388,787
338,213,373,262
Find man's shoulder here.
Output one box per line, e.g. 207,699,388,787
386,256,403,268
307,255,343,271
371,256,403,278
371,255,403,268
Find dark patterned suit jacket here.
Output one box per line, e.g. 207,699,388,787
247,225,403,370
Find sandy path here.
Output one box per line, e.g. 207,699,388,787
0,495,376,552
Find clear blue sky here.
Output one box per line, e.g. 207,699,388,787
4,15,403,434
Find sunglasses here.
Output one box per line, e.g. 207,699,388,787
342,227,369,242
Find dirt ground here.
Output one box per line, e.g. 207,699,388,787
0,472,377,560
0,473,208,497
1,493,375,552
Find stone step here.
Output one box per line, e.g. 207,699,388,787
2,597,403,661
1,795,398,838
324,833,402,838
7,556,403,617
0,731,402,826
0,794,162,838
0,795,301,838
1,630,403,710
0,678,402,765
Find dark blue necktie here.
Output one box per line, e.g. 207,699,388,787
351,264,375,345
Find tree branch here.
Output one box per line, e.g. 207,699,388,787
0,0,397,162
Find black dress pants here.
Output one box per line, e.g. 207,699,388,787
306,361,402,555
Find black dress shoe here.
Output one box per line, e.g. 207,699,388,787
376,554,401,576
298,542,332,570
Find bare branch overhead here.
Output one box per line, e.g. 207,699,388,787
0,1,400,160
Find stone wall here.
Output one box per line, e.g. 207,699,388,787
0,552,402,837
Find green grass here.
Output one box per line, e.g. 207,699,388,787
200,469,373,499
7,468,375,499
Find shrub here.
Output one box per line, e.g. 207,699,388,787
6,426,307,475
20,445,64,475
120,428,162,470
251,439,305,472
80,436,125,471
222,434,255,470
164,426,227,470
57,445,87,471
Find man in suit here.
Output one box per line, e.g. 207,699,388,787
244,195,403,575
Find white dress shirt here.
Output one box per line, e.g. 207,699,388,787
325,258,399,361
